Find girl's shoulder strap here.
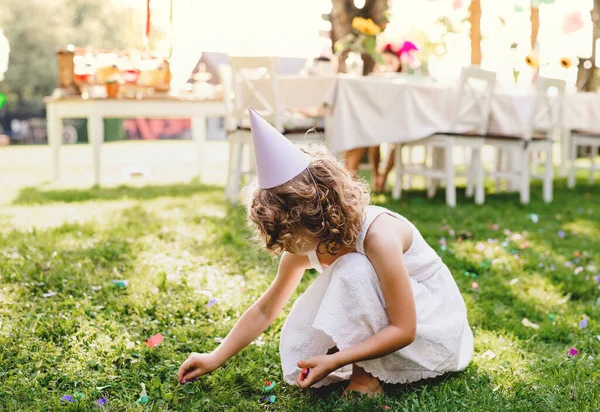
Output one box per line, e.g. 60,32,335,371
356,205,388,254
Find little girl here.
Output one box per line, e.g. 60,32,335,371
178,108,473,396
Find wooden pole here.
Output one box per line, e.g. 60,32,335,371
469,0,481,65
530,6,540,50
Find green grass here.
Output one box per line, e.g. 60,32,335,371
1,166,600,410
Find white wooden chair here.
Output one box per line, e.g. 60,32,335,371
568,131,600,188
223,56,323,204
392,66,497,207
484,77,565,204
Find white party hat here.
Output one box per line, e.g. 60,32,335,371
248,107,311,189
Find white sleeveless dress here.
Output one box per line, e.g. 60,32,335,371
279,205,473,387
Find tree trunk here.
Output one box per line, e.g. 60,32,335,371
330,0,388,74
469,0,481,65
577,0,600,91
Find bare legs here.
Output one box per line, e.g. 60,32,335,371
344,146,388,192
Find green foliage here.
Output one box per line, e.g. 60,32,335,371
1,170,600,410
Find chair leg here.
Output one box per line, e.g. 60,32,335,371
568,140,577,189
225,135,236,201
473,147,485,205
445,144,456,207
230,138,245,205
428,146,442,199
466,147,475,198
392,143,403,200
406,146,414,190
543,142,553,203
590,146,596,184
519,148,531,204
493,148,503,192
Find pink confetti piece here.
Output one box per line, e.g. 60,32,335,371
489,224,499,230
476,243,485,251
482,349,496,360
580,318,588,328
471,282,480,291
439,237,447,246
145,333,164,347
300,367,310,381
568,347,579,357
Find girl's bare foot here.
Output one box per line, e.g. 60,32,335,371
374,174,386,192
341,364,383,398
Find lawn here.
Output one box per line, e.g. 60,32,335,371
1,143,600,411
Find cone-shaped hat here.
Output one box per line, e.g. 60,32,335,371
248,107,311,189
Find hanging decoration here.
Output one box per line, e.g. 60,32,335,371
144,0,151,49
562,11,584,34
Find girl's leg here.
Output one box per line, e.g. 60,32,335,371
368,146,381,190
344,147,366,176
341,364,383,397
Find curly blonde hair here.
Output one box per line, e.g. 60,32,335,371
243,149,371,256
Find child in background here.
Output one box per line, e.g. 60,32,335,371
178,108,473,397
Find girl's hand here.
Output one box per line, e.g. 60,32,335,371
295,355,340,389
178,352,220,384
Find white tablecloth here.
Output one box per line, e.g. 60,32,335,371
328,76,600,153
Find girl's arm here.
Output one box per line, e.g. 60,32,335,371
179,252,309,383
328,214,417,368
209,251,310,365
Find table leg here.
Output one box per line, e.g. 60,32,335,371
191,115,206,178
47,103,62,180
88,114,104,185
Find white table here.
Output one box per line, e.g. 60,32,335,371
327,76,600,176
45,96,226,184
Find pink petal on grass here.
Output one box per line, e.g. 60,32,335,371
568,347,579,357
146,333,164,347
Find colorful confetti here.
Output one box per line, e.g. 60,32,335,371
522,318,540,330
73,392,86,401
263,395,276,404
300,367,310,381
471,282,480,291
482,349,496,360
60,395,74,402
558,230,566,238
549,313,555,321
136,383,149,405
207,298,217,307
43,291,57,298
489,224,499,230
111,280,128,288
126,341,136,349
509,278,519,285
568,347,579,357
263,379,277,392
96,397,107,406
527,214,539,223
146,333,164,347
580,318,588,329
574,267,584,275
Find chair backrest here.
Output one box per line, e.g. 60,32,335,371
525,76,566,141
228,56,283,132
450,65,497,135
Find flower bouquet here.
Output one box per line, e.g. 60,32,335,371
334,17,384,75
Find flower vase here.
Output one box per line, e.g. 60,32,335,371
345,52,364,76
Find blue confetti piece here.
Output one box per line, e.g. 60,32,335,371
558,230,566,238
580,318,588,329
207,298,217,307
96,397,107,407
61,395,74,403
